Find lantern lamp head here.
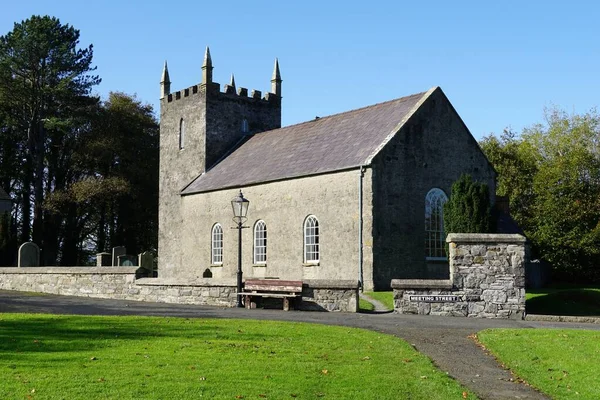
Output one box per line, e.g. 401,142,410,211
231,190,249,225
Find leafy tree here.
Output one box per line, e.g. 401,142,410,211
0,17,158,265
45,92,159,263
479,129,538,229
0,15,100,260
480,108,600,283
443,174,493,235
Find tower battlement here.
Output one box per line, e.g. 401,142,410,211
160,47,282,106
165,82,280,105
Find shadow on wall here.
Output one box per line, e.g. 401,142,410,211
425,260,450,280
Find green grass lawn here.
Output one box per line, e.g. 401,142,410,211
358,297,375,312
0,313,475,399
363,291,394,311
526,287,600,316
478,328,600,399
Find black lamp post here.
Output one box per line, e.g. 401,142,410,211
231,190,249,308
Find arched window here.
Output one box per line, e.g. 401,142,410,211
179,118,185,150
425,188,448,259
211,223,223,264
241,119,249,133
253,220,267,264
304,215,319,263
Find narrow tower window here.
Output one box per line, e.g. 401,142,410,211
179,118,185,150
241,119,249,133
425,188,448,259
211,223,223,265
253,220,267,264
304,215,320,263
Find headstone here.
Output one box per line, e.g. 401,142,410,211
117,255,137,266
96,252,111,267
138,251,154,272
112,246,126,267
18,242,40,267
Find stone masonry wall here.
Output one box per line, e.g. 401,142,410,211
300,280,359,312
0,268,237,307
392,234,526,319
0,268,357,311
179,168,374,290
371,88,496,287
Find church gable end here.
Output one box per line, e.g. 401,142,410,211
370,87,496,289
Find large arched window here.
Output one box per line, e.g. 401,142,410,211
425,188,448,259
211,223,223,265
179,118,185,150
304,215,319,263
253,220,267,264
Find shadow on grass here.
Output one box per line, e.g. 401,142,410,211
526,288,600,316
0,315,279,357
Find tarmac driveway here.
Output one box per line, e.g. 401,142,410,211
2,290,598,399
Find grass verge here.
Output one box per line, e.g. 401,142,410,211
358,297,375,312
526,287,600,316
0,313,475,399
478,328,600,399
364,291,394,311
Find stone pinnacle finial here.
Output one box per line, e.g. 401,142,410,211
271,58,282,97
160,60,171,100
229,73,236,90
161,60,171,83
202,46,213,85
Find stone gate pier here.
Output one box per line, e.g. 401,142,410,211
392,234,526,319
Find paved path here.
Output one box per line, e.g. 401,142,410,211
2,291,599,399
359,292,390,312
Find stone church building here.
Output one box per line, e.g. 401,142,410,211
158,48,496,291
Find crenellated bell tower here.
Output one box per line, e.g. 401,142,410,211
158,47,282,277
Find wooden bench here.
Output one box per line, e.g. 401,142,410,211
238,279,303,311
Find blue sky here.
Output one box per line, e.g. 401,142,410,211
2,1,599,140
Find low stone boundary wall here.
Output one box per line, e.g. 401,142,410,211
392,234,526,319
134,278,237,307
301,280,359,312
0,267,238,307
0,268,358,311
0,267,140,297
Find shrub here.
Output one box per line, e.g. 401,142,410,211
444,174,493,235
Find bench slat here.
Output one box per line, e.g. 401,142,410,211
244,280,303,293
237,292,300,298
245,284,302,292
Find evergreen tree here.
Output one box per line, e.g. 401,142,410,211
0,15,100,260
443,174,493,235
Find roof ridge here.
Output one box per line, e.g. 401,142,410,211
182,87,435,195
253,90,429,136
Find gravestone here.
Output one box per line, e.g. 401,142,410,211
117,255,137,266
96,252,111,267
111,246,126,267
138,251,154,273
18,242,40,267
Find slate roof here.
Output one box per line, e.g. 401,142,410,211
182,88,432,195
